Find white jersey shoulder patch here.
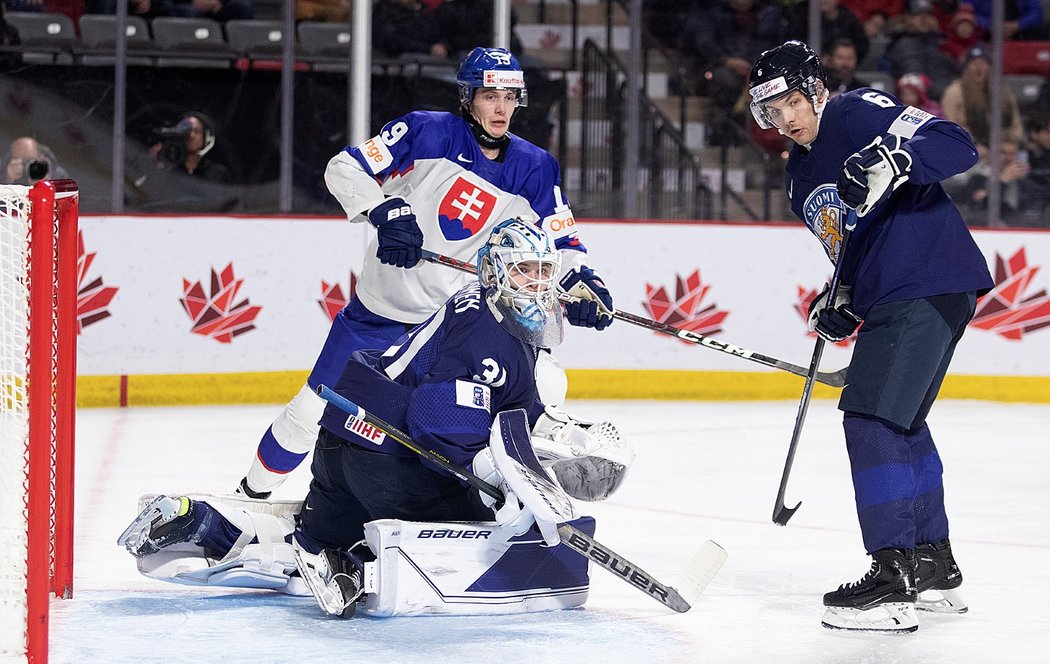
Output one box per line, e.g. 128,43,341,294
888,106,934,139
455,380,491,411
357,134,395,175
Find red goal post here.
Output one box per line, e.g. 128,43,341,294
0,179,78,663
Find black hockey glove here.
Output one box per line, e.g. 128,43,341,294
560,266,614,330
808,283,863,343
836,133,913,217
367,197,423,268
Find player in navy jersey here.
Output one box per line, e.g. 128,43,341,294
236,47,615,501
748,40,993,633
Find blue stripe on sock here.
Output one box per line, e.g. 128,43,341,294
257,428,309,474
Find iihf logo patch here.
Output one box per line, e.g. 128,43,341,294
802,185,846,262
438,176,498,241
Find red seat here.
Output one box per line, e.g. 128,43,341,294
1002,41,1050,76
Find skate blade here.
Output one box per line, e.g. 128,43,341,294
821,602,919,634
116,495,182,555
917,588,968,614
291,538,356,618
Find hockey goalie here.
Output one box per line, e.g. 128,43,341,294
118,220,636,618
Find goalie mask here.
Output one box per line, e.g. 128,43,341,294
748,40,828,132
478,218,563,348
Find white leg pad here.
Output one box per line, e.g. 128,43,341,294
359,517,594,617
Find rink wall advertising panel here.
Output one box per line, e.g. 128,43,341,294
73,216,1050,406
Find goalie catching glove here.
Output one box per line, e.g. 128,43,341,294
836,133,912,217
808,283,862,343
367,196,424,268
531,405,635,501
560,266,614,330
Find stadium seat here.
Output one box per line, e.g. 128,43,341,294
77,14,154,66
151,17,232,69
225,19,287,57
1003,41,1050,76
296,21,351,57
856,71,894,93
4,11,77,65
1006,74,1046,107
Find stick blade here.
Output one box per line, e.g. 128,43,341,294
675,540,728,607
772,500,801,526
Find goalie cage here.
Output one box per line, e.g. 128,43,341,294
0,180,78,663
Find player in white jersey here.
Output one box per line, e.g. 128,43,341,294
236,47,615,500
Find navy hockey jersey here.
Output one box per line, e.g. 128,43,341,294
319,282,546,469
785,89,993,315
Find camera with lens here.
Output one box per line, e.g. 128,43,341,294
150,119,193,165
25,159,49,181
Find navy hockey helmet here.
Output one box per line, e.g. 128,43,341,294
748,40,827,129
456,47,528,110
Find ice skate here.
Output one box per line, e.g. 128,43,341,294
915,539,967,614
292,536,365,619
821,548,919,634
117,495,201,558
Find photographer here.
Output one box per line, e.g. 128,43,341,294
1,137,68,186
148,112,229,183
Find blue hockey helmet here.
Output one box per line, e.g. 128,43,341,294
748,40,827,130
478,218,561,343
456,47,529,110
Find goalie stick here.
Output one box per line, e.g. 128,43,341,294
422,250,848,388
772,209,858,526
317,385,727,613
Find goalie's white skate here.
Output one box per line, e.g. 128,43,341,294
117,495,193,557
291,536,365,619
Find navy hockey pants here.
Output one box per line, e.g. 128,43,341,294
297,428,494,550
837,292,976,553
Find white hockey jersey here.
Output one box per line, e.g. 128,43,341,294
325,111,588,324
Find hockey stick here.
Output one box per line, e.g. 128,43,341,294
422,250,848,388
317,384,727,613
772,210,858,526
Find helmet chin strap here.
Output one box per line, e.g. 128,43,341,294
462,107,510,153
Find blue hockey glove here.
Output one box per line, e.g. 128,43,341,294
367,197,423,268
836,133,913,217
808,283,862,343
559,266,614,330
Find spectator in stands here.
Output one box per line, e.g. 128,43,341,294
817,0,871,64
884,0,959,99
89,0,175,19
896,71,945,115
170,0,252,22
373,0,447,59
841,0,904,30
939,3,982,62
1,136,69,186
943,139,1031,226
679,0,787,114
295,0,349,22
1018,110,1050,224
940,44,1024,153
824,37,868,95
968,0,1047,40
146,112,230,182
436,0,523,62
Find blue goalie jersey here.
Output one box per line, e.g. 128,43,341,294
785,89,993,315
319,282,547,469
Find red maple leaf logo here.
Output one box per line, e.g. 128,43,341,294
794,282,856,346
180,263,262,343
970,247,1050,340
76,230,118,332
319,272,357,322
643,270,729,341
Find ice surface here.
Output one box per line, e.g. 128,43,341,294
53,399,1050,663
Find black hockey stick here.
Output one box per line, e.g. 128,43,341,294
772,210,858,526
317,384,726,613
422,250,848,388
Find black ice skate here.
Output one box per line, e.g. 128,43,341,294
915,539,967,614
116,495,204,558
821,548,919,634
292,536,365,619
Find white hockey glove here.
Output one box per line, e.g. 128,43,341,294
471,448,534,536
807,283,862,343
836,133,913,217
531,405,635,501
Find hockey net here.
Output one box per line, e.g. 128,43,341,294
0,180,78,663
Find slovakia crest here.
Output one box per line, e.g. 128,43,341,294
802,185,846,261
438,176,498,241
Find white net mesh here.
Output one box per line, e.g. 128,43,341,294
0,184,31,657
